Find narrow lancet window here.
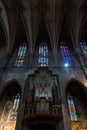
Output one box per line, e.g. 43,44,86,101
38,43,48,67
67,95,77,121
60,42,72,67
80,41,87,55
14,42,27,67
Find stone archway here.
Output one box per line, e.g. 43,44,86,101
66,79,87,130
0,81,21,130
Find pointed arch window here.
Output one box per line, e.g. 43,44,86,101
10,93,20,120
0,93,20,130
67,95,77,121
60,42,72,67
14,42,27,67
80,41,87,55
38,43,48,67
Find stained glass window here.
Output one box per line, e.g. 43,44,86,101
60,42,72,67
14,42,27,67
80,41,87,55
0,93,20,130
38,43,48,67
67,95,77,121
10,93,20,120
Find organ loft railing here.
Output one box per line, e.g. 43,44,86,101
23,68,61,121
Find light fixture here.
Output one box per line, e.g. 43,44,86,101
64,63,69,67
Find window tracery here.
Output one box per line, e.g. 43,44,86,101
14,42,27,67
0,93,20,130
67,95,77,121
60,42,72,67
38,43,48,67
80,41,87,55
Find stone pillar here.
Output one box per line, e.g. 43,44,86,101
62,104,71,130
58,120,65,130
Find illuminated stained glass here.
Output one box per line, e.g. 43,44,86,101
80,41,87,55
67,95,77,121
10,93,20,120
0,94,20,130
38,43,48,67
60,42,72,67
14,42,27,67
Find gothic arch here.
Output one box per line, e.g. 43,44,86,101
32,14,55,67
0,79,22,130
20,14,31,52
66,78,86,90
21,0,32,53
58,15,84,69
66,78,87,101
57,14,64,46
65,78,87,130
0,79,22,97
4,79,22,87
12,15,28,50
8,15,29,68
43,14,54,51
58,15,75,51
34,14,53,50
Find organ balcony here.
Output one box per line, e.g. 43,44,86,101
23,68,62,121
23,97,61,121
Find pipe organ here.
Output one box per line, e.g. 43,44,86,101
23,68,61,122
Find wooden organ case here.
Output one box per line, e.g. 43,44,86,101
23,68,61,126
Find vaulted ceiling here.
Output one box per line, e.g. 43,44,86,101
0,0,87,52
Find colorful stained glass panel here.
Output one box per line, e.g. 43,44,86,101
10,93,20,120
60,42,72,67
14,42,27,67
80,41,87,55
38,43,48,67
67,95,77,121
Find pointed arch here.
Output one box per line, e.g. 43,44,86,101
35,14,51,46
58,16,76,67
65,78,87,129
21,0,32,53
34,13,53,53
0,79,21,130
66,78,87,98
34,13,53,52
33,14,54,67
59,41,73,67
43,14,54,51
7,15,29,68
19,14,30,52
58,15,74,49
3,79,22,91
10,13,30,54
13,16,28,47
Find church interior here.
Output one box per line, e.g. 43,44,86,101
0,0,87,130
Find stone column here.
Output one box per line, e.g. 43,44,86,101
61,104,71,130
